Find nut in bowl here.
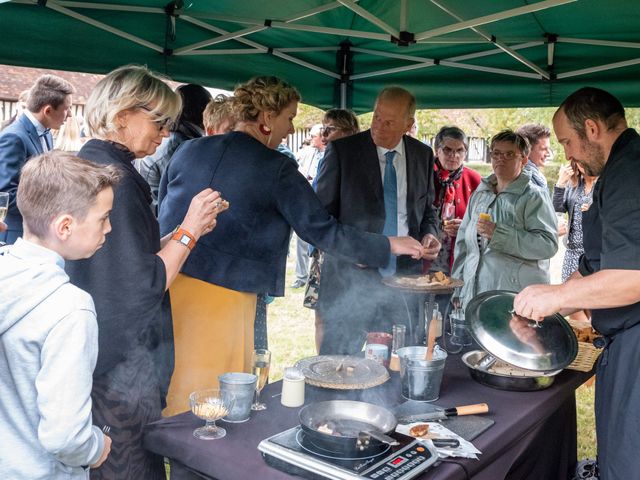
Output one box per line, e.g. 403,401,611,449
189,388,235,440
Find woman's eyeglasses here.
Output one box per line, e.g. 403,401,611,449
440,146,467,157
320,125,341,137
139,106,174,132
490,150,521,160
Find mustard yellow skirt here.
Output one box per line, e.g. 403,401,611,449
163,274,257,416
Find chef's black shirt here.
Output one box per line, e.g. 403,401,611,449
578,128,640,336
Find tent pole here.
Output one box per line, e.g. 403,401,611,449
335,41,353,109
340,83,347,109
400,0,407,32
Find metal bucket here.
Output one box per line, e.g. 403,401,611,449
397,346,447,402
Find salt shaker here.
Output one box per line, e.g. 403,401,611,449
281,367,305,407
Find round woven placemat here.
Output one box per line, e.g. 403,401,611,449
294,355,390,389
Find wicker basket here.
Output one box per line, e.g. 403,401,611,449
566,319,602,372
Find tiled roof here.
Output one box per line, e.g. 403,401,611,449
0,64,105,104
0,64,182,104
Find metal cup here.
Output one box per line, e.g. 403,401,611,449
449,311,472,347
397,346,447,402
218,372,257,423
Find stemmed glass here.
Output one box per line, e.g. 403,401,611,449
0,192,9,223
189,388,235,440
251,349,271,411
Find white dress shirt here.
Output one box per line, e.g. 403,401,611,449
24,110,49,152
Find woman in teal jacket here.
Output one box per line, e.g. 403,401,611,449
452,130,558,308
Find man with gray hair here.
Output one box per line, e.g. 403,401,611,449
0,75,75,243
316,86,440,353
517,122,552,189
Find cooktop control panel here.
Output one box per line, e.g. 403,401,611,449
361,442,435,480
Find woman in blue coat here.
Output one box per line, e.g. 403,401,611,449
158,76,424,415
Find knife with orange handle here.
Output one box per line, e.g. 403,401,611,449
398,403,489,424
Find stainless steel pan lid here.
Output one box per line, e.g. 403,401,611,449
465,290,578,372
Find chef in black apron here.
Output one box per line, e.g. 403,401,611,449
514,87,640,480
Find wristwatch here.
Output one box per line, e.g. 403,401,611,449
171,225,196,251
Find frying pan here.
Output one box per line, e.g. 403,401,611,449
298,400,397,453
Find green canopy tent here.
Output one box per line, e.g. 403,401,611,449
1,0,639,111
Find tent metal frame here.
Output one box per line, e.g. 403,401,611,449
7,0,640,107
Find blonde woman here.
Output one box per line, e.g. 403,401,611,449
158,76,425,415
66,65,223,480
54,115,84,152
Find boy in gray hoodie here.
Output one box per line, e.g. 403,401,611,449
0,151,119,479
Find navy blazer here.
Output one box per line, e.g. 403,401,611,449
66,140,173,395
157,131,390,296
0,114,50,238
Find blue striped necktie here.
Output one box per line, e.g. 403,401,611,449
379,150,397,276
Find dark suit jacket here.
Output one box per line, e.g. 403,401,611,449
316,129,438,254
157,131,390,297
315,130,438,353
0,114,50,239
66,139,173,399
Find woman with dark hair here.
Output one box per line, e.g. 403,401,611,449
430,126,481,274
65,65,222,479
139,83,212,211
305,108,360,352
553,160,597,282
158,77,424,415
311,108,360,189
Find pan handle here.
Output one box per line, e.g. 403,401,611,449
357,430,400,449
432,438,460,448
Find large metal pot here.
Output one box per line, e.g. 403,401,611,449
462,350,561,391
298,400,397,454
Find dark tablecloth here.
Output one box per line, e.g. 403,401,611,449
143,355,590,480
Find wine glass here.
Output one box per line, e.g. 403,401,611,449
0,192,9,223
441,203,456,229
251,349,271,411
189,388,235,440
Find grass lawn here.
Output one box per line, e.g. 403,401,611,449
268,239,597,460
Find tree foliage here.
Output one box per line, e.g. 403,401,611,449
296,103,640,166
